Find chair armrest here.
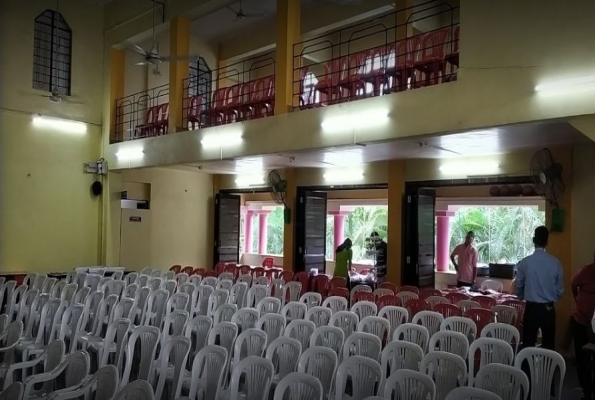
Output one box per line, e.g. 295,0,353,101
3,349,48,389
22,357,68,397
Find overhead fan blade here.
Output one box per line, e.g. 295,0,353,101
431,144,461,155
135,61,151,66
242,12,266,18
128,43,147,56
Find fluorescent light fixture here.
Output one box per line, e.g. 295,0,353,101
32,115,87,134
535,75,595,95
323,168,364,183
321,109,389,133
235,157,264,173
116,147,144,161
323,149,364,166
201,130,243,148
439,161,499,176
235,173,265,187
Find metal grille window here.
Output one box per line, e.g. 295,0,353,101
33,10,72,95
189,57,212,126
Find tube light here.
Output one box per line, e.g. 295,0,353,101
235,173,265,187
535,75,595,95
201,130,243,148
115,147,144,161
321,109,389,133
323,168,364,183
439,162,499,176
32,115,87,134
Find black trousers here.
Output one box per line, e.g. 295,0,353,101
572,317,595,397
457,281,472,288
523,301,556,350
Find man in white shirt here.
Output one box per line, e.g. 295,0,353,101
450,231,478,287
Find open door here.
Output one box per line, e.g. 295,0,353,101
403,188,436,288
214,193,241,265
295,190,327,274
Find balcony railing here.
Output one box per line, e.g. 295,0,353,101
114,84,169,142
292,0,459,109
182,52,275,130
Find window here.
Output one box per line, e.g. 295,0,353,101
33,10,72,95
189,57,212,125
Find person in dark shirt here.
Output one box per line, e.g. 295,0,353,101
370,231,388,282
571,251,595,400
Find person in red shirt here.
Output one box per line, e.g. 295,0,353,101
571,251,595,400
450,231,478,287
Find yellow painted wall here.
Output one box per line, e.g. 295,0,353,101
571,144,595,272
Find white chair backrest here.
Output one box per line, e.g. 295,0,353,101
441,316,477,343
143,289,169,328
475,363,529,400
306,306,333,328
283,282,302,304
85,274,103,292
196,285,214,316
322,296,348,314
393,323,429,353
74,287,91,305
50,364,119,400
351,301,378,320
166,292,190,316
229,282,249,309
396,291,419,305
0,382,22,400
231,308,260,332
214,303,237,325
120,326,160,387
188,344,228,400
428,330,469,360
254,276,269,286
426,295,448,309
216,279,233,291
257,313,286,346
383,369,436,400
284,319,316,351
99,318,131,370
233,328,268,367
282,301,308,323
237,274,252,286
218,272,234,282
163,271,175,281
265,336,302,383
380,341,424,388
124,272,138,286
257,296,282,316
492,305,518,326
162,310,189,342
147,277,162,291
229,356,275,400
23,273,37,288
457,300,481,313
298,346,338,400
310,325,344,355
201,277,218,290
58,304,85,353
0,281,17,316
357,316,390,346
162,279,177,297
115,380,154,400
153,336,190,399
248,285,271,309
420,351,467,400
468,338,514,385
329,310,359,339
342,331,382,361
273,372,323,400
350,284,373,303
378,306,409,339
444,387,502,400
481,322,520,354
137,274,150,288
175,272,190,285
480,279,504,292
373,288,394,299
189,275,202,287
271,279,285,302
412,310,444,337
334,356,382,400
207,321,238,357
300,292,323,310
185,315,213,357
122,284,139,300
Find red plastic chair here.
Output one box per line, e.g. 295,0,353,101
265,269,277,282
135,105,160,138
239,265,252,276
181,266,194,275
210,88,228,125
502,299,525,332
328,276,347,290
193,268,206,277
419,288,442,299
361,45,389,96
224,84,242,123
328,287,349,300
352,291,375,304
293,272,310,296
252,266,266,278
224,264,237,279
169,265,182,274
315,56,348,104
398,286,420,295
338,51,368,101
155,103,169,135
187,95,204,130
214,263,225,277
434,303,462,319
311,275,330,298
376,295,401,310
405,299,431,318
205,270,217,277
474,295,497,310
378,282,398,293
248,76,275,118
385,34,422,92
464,308,496,335
443,25,460,79
280,270,294,284
262,258,275,268
445,292,470,304
413,28,450,87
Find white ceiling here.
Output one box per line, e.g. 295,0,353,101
185,120,590,174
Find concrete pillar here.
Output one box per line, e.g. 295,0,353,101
258,212,270,254
436,211,455,272
329,211,348,260
244,210,254,253
274,0,301,114
387,160,406,284
283,168,297,271
109,48,125,142
169,16,190,133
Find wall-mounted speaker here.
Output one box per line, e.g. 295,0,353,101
91,181,103,196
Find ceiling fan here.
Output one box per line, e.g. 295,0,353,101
227,0,266,22
128,0,200,66
417,141,461,155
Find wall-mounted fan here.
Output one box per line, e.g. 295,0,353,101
267,169,291,223
530,147,566,231
227,0,266,22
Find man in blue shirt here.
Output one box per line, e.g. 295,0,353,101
515,226,563,350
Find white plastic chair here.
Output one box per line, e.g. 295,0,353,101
7,284,27,320
334,355,382,400
162,279,178,298
492,305,518,326
475,363,529,400
420,351,467,400
273,372,323,400
229,282,249,309
457,300,481,313
378,306,408,339
271,279,285,302
232,328,267,369
201,277,218,290
300,293,323,310
441,316,477,343
153,336,191,399
142,289,169,328
444,387,502,400
342,332,382,361
481,322,520,354
357,316,390,346
207,321,238,358
231,308,259,332
0,321,23,381
207,289,229,317
162,310,190,344
115,380,154,400
351,301,378,320
514,347,566,400
428,330,469,359
396,291,419,305
257,297,282,316
176,272,190,285
4,339,64,390
0,382,22,400
147,277,162,291
330,310,359,339
137,275,150,288
84,274,103,292
322,296,348,314
257,313,286,346
380,341,424,388
350,285,373,303
226,356,274,400
247,285,270,308
298,346,338,400
393,323,429,353
412,310,444,337
0,281,16,316
468,338,514,385
41,278,58,295
373,288,394,299
214,304,238,324
185,315,212,358
125,272,139,286
57,304,85,354
93,318,131,371
163,271,176,281
307,306,333,328
113,297,137,321
282,301,308,323
310,326,344,356
383,369,436,400
104,280,126,299
283,282,302,304
189,275,202,287
186,345,228,400
254,276,269,286
120,326,160,387
284,320,316,351
218,272,234,283
266,336,302,384
47,364,119,400
195,285,214,316
217,280,233,292
236,274,252,287
135,287,151,324
480,280,504,292
122,284,139,300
